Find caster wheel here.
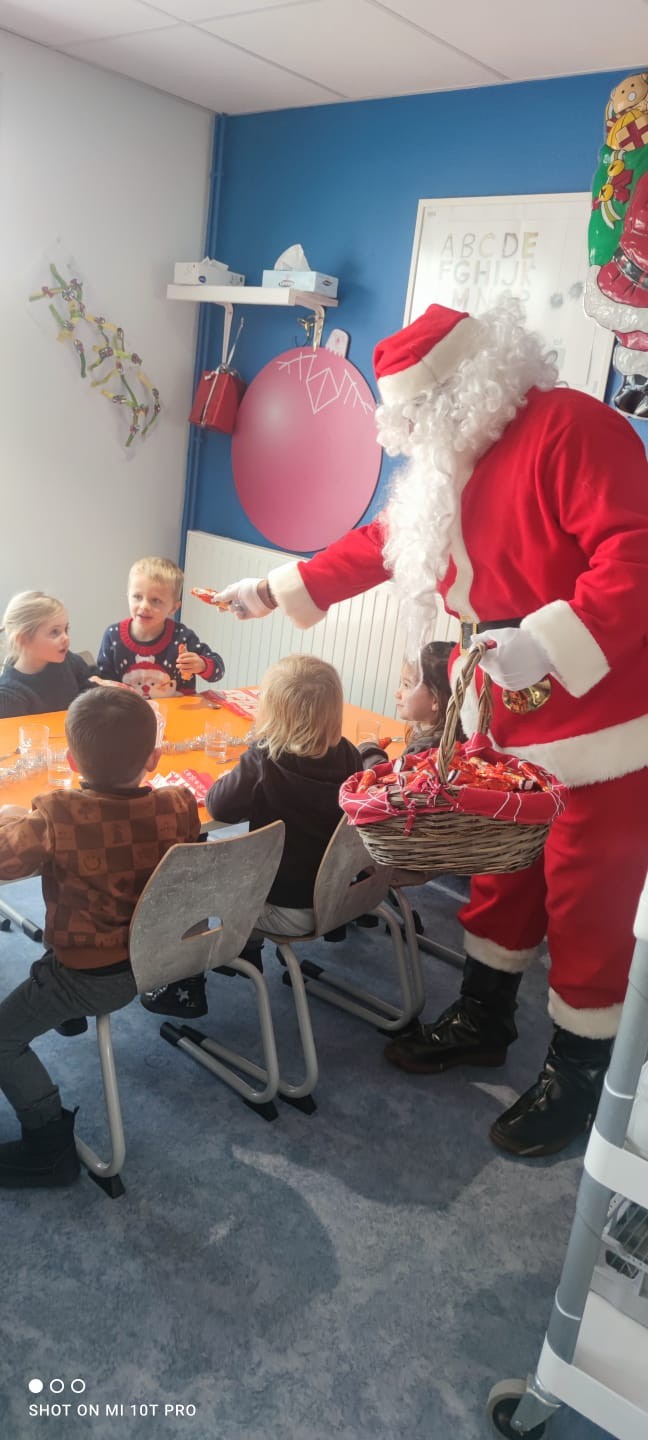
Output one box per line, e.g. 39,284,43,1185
487,1381,548,1439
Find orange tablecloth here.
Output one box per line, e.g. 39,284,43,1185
0,694,404,826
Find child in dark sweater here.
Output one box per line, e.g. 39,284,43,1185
0,591,96,719
141,654,361,1018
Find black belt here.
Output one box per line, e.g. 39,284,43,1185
459,617,522,652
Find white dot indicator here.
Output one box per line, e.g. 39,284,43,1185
28,1379,43,1394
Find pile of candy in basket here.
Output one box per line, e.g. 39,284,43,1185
340,736,566,829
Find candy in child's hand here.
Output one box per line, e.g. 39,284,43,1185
377,735,393,749
357,769,376,792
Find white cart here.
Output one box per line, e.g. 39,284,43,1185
488,870,648,1440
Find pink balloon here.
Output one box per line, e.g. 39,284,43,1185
232,348,382,551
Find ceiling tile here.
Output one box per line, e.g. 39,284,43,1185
62,23,343,112
0,0,173,48
379,0,647,80
199,0,501,99
147,0,311,18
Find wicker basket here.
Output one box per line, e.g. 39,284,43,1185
341,643,565,876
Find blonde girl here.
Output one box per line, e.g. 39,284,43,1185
0,591,96,719
141,655,361,1019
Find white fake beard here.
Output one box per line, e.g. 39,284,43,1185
378,300,558,655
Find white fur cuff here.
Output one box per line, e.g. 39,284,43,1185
464,932,540,972
268,562,328,630
522,601,609,698
548,987,623,1039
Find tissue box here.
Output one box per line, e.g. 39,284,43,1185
174,259,230,285
261,269,338,297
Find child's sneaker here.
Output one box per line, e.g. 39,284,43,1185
140,975,207,1018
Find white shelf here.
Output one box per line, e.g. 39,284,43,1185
167,283,338,361
166,284,337,308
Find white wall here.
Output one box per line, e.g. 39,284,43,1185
0,31,212,652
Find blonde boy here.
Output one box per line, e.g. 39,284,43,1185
97,556,224,699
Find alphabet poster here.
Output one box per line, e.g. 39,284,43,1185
404,193,614,398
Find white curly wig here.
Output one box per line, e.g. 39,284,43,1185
378,298,558,651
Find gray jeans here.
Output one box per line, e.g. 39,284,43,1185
0,950,136,1130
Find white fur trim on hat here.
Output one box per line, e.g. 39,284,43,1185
267,561,327,630
521,601,609,698
377,317,484,405
464,932,541,971
548,987,622,1038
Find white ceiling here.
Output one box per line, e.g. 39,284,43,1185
0,0,646,115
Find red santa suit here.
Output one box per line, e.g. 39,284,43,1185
266,377,648,1037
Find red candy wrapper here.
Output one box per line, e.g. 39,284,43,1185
191,586,229,609
151,769,215,805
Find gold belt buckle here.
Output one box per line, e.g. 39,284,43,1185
459,617,478,655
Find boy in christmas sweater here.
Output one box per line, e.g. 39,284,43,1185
97,556,224,699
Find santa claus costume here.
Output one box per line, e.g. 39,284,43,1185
217,301,648,1158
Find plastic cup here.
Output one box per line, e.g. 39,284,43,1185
355,724,378,747
147,700,166,746
47,741,73,790
204,719,228,762
18,723,50,771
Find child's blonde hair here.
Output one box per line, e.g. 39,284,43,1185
0,591,66,670
128,556,183,602
255,654,344,761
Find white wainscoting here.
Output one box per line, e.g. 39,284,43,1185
182,530,458,720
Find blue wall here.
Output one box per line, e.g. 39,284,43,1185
187,68,639,554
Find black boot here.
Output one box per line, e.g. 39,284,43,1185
140,973,207,1018
384,957,522,1074
0,1107,80,1188
490,1026,613,1158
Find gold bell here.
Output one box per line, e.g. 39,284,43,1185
502,678,552,714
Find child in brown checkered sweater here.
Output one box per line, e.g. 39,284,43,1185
0,687,201,1188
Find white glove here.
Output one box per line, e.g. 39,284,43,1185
216,578,272,620
472,628,552,689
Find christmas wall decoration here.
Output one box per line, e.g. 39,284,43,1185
584,71,648,418
28,252,161,450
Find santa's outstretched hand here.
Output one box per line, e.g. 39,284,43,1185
215,578,274,620
472,628,552,689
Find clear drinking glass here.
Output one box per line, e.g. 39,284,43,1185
47,741,73,790
204,719,228,762
355,723,378,747
147,700,166,746
18,723,50,771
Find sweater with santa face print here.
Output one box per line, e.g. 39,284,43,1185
96,619,224,699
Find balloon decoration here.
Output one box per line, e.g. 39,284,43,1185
585,72,648,418
231,347,382,552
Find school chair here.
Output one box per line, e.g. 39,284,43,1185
74,821,286,1197
265,816,425,1039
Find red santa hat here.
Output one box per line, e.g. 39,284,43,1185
373,304,484,404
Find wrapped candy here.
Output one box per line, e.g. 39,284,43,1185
191,586,230,609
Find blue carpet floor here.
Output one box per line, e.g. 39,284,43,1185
0,874,618,1440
